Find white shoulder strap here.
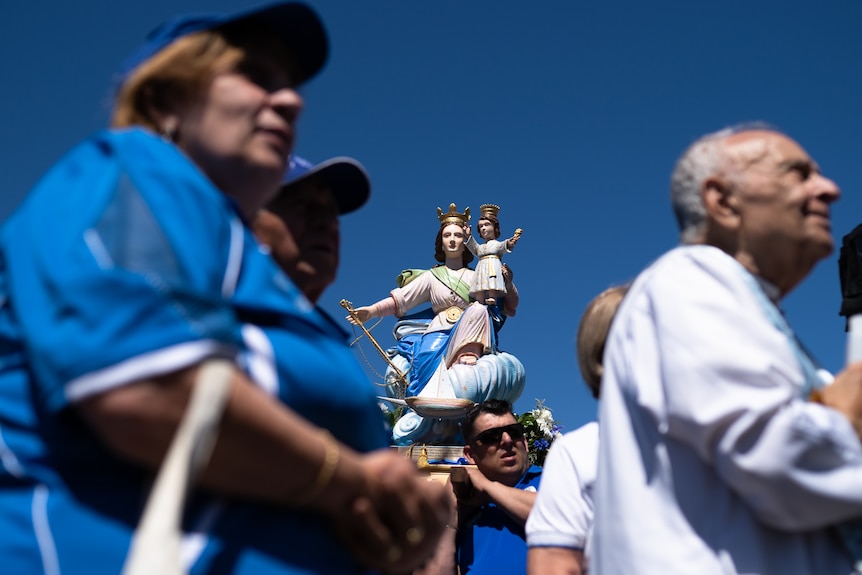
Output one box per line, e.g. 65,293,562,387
122,359,234,575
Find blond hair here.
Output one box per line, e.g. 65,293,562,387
112,30,245,130
576,285,629,399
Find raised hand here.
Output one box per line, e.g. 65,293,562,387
819,361,862,441
502,264,514,284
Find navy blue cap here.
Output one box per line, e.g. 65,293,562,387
117,2,328,89
278,155,371,215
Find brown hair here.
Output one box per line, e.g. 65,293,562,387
111,30,246,131
576,285,629,399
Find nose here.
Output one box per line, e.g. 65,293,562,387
809,170,840,202
309,211,340,235
500,431,514,446
269,87,304,126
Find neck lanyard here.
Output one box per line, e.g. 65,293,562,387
738,268,830,398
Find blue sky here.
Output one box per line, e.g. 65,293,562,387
3,0,861,434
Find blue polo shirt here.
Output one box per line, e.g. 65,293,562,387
0,128,389,575
456,465,543,575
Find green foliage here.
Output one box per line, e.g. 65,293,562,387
517,399,563,467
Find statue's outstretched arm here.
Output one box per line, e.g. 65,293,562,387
345,296,397,325
506,228,523,251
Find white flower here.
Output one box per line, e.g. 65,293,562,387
532,407,555,437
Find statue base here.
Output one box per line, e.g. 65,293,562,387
395,444,475,484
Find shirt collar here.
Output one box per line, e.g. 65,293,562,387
515,465,543,488
754,274,782,303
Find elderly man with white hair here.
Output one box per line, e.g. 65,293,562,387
593,124,862,575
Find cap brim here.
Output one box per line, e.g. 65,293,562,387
117,3,328,92
279,157,371,215
218,2,328,85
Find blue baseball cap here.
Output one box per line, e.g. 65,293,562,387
278,156,371,215
116,2,328,89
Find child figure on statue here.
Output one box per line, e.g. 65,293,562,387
464,203,522,306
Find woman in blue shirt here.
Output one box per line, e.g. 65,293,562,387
0,4,448,574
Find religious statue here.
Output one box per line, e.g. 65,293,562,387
464,203,522,306
343,203,526,445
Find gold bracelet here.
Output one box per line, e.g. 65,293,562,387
296,430,340,503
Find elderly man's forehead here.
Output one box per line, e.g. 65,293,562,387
722,130,805,169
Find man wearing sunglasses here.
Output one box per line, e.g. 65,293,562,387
417,399,542,575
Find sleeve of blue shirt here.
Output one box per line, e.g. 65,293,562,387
1,129,244,416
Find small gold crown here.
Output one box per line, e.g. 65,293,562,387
437,203,470,227
479,203,501,219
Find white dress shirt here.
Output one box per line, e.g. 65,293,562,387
593,245,862,575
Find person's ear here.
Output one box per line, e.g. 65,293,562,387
149,111,180,142
463,444,476,464
703,176,741,230
142,85,182,142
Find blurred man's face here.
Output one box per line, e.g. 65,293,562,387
253,180,340,303
719,130,840,292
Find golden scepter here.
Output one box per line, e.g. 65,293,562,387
340,299,410,398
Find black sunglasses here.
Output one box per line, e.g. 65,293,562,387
470,422,525,446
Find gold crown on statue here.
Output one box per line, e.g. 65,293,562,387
479,203,501,219
437,203,471,227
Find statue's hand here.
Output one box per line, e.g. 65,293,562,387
347,307,373,325
502,264,514,284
